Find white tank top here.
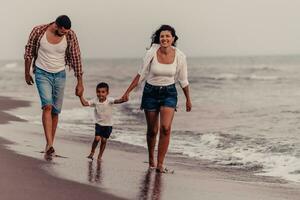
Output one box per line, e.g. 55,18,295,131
35,33,67,73
146,50,177,86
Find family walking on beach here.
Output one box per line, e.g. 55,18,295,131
24,15,192,173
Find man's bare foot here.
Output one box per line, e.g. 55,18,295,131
46,146,55,156
97,156,102,161
87,153,94,160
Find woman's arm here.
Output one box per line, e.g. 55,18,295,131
79,95,90,107
182,85,192,112
121,74,140,101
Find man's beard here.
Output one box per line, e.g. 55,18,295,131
55,30,64,37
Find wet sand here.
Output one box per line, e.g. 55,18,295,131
1,96,300,200
0,96,125,200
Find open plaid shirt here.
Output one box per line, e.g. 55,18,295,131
24,23,83,77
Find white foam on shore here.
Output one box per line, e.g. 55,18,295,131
17,107,300,183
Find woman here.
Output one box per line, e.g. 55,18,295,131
122,25,192,173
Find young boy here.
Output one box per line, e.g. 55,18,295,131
79,82,125,160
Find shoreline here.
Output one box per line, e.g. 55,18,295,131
1,95,300,200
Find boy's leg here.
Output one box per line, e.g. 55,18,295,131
98,137,107,160
88,136,101,159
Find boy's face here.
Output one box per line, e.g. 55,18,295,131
96,87,109,101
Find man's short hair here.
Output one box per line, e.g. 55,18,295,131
96,82,109,91
55,15,71,29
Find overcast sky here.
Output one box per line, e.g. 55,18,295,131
1,0,300,59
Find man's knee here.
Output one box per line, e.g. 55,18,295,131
42,105,53,112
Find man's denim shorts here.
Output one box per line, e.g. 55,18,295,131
141,82,178,111
35,67,66,114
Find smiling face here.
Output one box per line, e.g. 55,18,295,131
96,87,109,102
159,30,175,48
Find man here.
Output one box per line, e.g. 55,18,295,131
24,15,84,155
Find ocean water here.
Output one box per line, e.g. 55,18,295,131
1,55,300,182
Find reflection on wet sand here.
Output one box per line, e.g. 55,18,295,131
88,160,103,183
138,169,163,200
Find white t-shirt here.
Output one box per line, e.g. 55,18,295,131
88,97,115,126
35,33,67,73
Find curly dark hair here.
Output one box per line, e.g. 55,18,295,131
150,25,179,47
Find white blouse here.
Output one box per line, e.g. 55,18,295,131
138,44,189,88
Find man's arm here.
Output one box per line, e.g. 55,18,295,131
76,76,84,96
68,31,84,96
24,26,39,85
25,58,34,85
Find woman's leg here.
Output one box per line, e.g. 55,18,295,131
145,110,159,168
157,107,175,171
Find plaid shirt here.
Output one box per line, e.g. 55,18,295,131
24,23,83,77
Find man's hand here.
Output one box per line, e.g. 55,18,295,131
25,74,34,85
75,82,84,97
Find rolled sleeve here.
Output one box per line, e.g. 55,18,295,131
68,31,83,77
24,27,39,60
178,56,189,88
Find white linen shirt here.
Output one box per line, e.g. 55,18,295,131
138,44,189,88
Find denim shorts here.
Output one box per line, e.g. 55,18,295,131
95,124,113,138
141,82,178,111
35,67,66,114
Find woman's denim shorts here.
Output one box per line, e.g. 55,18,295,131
141,82,178,111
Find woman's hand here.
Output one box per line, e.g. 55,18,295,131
186,99,192,112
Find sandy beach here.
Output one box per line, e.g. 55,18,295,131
1,96,300,200
0,96,125,200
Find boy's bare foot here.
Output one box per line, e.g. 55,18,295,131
149,160,155,168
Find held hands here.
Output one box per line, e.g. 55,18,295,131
121,92,129,102
75,82,84,97
25,74,34,85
